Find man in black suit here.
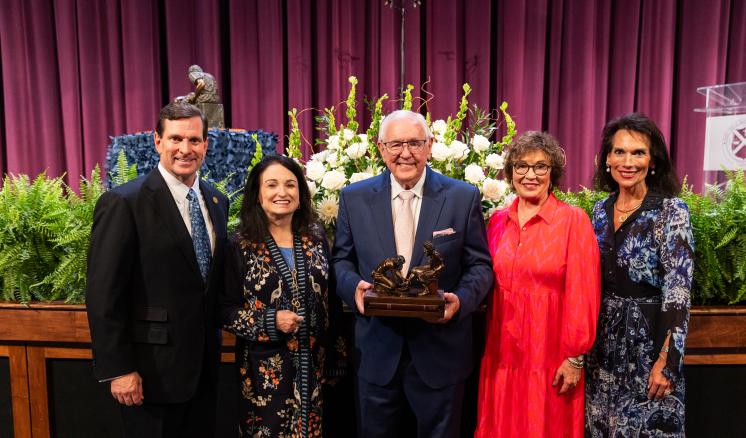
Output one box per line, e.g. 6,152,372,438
86,102,228,437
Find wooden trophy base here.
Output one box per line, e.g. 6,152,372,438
363,289,445,318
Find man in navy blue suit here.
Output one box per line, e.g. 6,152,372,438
333,110,493,437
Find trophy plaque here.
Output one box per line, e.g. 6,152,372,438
364,241,446,318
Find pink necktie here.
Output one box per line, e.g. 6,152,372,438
395,190,415,274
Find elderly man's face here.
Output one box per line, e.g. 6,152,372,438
377,119,432,189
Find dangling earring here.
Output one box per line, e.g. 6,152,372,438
606,164,610,173
651,169,655,175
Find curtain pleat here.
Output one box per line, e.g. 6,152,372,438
1,0,744,191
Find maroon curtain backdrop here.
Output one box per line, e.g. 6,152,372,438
1,0,745,191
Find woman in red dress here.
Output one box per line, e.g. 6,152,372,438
475,131,601,437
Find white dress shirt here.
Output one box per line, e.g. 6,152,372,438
158,164,216,254
390,169,427,233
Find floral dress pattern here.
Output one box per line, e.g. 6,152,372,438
221,227,347,438
585,191,694,437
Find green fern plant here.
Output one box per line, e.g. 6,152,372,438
41,168,106,302
0,174,68,302
0,169,106,303
682,171,746,304
554,187,608,217
110,150,139,187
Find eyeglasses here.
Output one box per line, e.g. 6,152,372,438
380,139,428,154
513,162,551,176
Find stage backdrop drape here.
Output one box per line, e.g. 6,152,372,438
1,0,745,191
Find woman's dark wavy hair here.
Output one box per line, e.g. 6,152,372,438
594,113,681,196
238,155,322,243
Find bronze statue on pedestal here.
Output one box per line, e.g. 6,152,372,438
174,65,224,128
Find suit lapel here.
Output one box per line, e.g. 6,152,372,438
144,170,202,280
369,172,397,259
411,167,445,267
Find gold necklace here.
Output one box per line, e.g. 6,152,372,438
614,202,642,222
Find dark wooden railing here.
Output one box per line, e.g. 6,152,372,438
1,303,745,437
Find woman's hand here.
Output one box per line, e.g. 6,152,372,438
552,359,582,395
276,310,304,334
647,356,673,400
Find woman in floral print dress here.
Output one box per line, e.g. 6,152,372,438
585,113,694,437
221,156,346,438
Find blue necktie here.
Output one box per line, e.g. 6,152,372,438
187,188,212,282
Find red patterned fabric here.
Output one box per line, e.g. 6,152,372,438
475,194,601,437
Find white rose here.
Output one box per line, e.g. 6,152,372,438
349,172,374,184
326,134,341,150
431,142,452,162
306,160,326,182
449,139,469,161
342,128,355,141
345,142,368,160
471,134,491,153
311,150,330,163
317,196,339,225
482,178,509,201
486,153,505,169
326,151,339,166
431,119,447,135
320,169,347,191
464,164,486,184
306,180,317,197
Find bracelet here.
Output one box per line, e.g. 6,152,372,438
567,355,585,369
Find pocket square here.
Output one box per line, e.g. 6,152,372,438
432,228,456,238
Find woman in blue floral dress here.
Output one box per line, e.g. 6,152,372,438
221,156,347,437
585,113,694,437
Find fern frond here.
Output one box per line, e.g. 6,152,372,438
715,228,737,249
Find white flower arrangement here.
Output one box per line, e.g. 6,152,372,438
285,77,516,233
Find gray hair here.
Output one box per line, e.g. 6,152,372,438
378,110,433,142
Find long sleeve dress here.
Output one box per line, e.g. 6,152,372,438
585,191,694,437
475,194,601,438
221,228,347,438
